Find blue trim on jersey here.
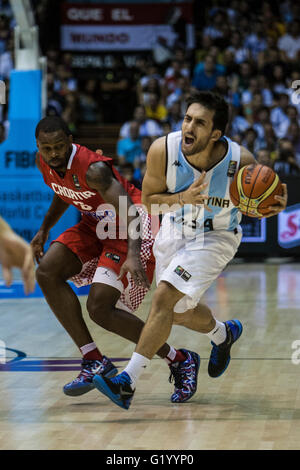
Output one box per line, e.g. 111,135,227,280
204,141,232,230
174,140,196,192
228,208,240,231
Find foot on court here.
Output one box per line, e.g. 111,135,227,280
169,349,200,403
63,356,118,396
208,319,243,378
93,371,135,410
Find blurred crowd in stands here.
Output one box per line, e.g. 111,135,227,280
1,0,300,187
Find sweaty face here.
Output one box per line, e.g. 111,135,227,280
37,130,72,172
181,103,215,156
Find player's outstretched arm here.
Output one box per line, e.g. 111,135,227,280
86,162,150,289
0,216,35,295
31,194,70,263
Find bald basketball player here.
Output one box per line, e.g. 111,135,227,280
31,116,198,400
93,91,288,410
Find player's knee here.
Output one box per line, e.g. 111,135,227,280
35,262,55,286
151,281,181,313
86,294,114,330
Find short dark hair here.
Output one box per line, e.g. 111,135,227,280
185,91,229,135
35,116,72,139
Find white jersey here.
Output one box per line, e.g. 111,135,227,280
164,131,242,235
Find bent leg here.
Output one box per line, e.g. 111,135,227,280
36,242,95,348
135,281,185,359
173,302,216,333
87,281,171,359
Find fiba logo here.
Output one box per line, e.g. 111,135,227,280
0,340,6,364
0,80,6,105
291,340,300,365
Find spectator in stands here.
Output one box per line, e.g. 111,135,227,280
166,49,190,78
166,75,190,113
99,55,135,123
140,77,164,106
278,20,300,61
229,105,250,137
226,31,250,64
119,104,163,140
244,19,267,60
285,121,300,164
62,91,78,135
270,93,290,138
78,79,99,124
237,61,254,92
192,55,225,91
214,75,240,108
164,60,187,96
242,127,261,154
257,148,273,167
273,148,300,177
138,63,164,94
270,64,289,94
54,63,77,94
163,101,183,132
117,121,143,166
145,93,168,123
253,106,271,142
195,35,214,65
203,11,226,40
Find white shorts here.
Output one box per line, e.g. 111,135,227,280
153,222,242,314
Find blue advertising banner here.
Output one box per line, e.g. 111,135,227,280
0,70,79,298
0,70,79,248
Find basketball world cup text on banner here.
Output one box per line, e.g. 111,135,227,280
60,1,195,51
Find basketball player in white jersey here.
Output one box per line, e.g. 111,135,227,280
93,91,288,409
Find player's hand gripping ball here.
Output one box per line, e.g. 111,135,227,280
229,164,283,218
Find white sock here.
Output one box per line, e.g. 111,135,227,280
164,346,177,365
80,342,97,356
123,352,150,389
206,320,227,345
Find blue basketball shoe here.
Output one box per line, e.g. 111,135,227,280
169,349,200,403
93,371,135,410
63,356,118,396
208,319,243,378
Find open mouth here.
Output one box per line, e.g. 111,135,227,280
184,135,195,146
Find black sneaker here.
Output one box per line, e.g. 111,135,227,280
208,319,243,378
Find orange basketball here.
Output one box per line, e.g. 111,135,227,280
229,164,283,217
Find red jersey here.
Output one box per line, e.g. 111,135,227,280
39,143,142,229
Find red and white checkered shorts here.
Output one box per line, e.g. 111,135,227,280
54,207,156,313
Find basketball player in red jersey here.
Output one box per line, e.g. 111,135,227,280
31,116,195,399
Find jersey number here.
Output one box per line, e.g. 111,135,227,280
72,201,93,211
204,218,214,231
